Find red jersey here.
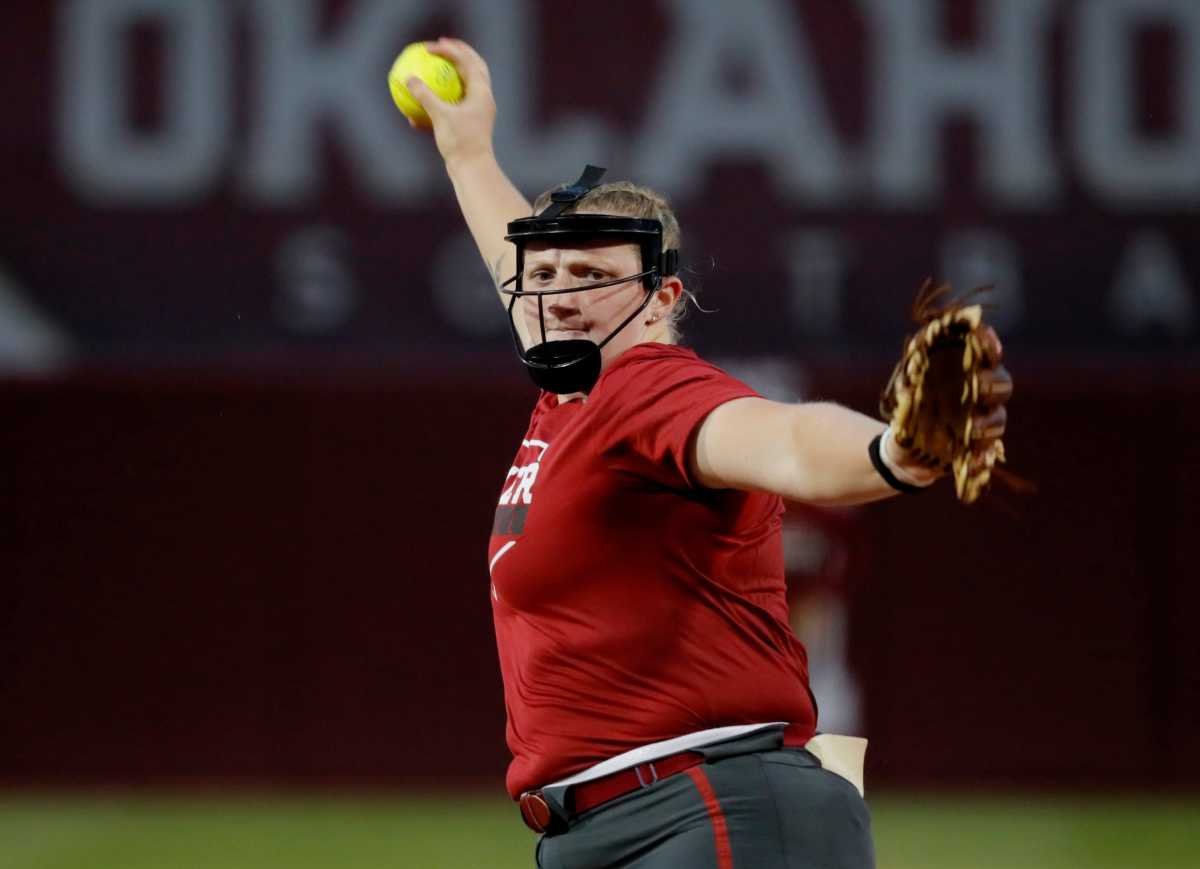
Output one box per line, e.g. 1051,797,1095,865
487,343,817,798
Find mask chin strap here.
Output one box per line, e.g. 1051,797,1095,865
593,282,661,353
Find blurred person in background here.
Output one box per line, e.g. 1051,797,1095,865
405,37,1010,869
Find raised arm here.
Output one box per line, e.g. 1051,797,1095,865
406,38,532,343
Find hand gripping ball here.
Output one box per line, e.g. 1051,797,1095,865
388,42,463,124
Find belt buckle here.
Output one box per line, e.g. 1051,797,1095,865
519,790,566,835
633,761,659,788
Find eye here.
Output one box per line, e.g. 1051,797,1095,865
588,270,607,281
528,269,554,282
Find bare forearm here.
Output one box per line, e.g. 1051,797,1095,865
694,398,921,505
446,152,531,288
779,403,899,506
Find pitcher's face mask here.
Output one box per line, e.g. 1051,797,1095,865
500,166,679,395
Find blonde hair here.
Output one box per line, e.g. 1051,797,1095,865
531,180,690,339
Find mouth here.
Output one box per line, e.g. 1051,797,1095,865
545,328,590,341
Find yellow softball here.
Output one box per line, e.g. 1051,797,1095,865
388,42,463,124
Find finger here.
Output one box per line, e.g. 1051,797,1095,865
405,77,441,124
970,405,1007,442
433,38,489,78
426,37,491,89
976,364,1013,405
980,325,1003,366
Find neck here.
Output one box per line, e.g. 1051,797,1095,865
554,335,678,404
643,328,675,345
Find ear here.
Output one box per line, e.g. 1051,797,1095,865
652,275,684,318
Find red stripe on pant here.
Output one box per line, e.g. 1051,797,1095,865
685,766,734,869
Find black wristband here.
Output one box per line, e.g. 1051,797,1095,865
869,433,924,495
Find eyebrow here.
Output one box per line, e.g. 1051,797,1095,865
524,250,624,270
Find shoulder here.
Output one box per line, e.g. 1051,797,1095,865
596,343,741,395
613,342,715,371
586,343,763,463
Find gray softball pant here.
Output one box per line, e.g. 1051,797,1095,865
533,737,875,868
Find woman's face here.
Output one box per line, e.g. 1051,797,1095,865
519,239,666,371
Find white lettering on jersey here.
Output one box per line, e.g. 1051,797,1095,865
510,463,539,505
498,439,549,506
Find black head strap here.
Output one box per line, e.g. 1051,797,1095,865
537,165,607,218
661,248,679,278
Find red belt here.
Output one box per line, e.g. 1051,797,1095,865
519,749,705,834
518,725,811,834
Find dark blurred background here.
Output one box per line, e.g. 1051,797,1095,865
2,0,1198,804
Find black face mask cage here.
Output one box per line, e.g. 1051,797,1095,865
502,215,678,341
498,167,680,394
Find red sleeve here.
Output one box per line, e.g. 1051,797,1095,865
593,346,759,488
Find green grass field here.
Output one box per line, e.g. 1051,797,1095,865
2,791,1197,868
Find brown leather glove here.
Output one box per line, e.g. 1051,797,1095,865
880,281,1013,504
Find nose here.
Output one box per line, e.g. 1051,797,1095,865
546,297,581,321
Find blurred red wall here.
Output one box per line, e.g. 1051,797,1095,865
2,361,1197,789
